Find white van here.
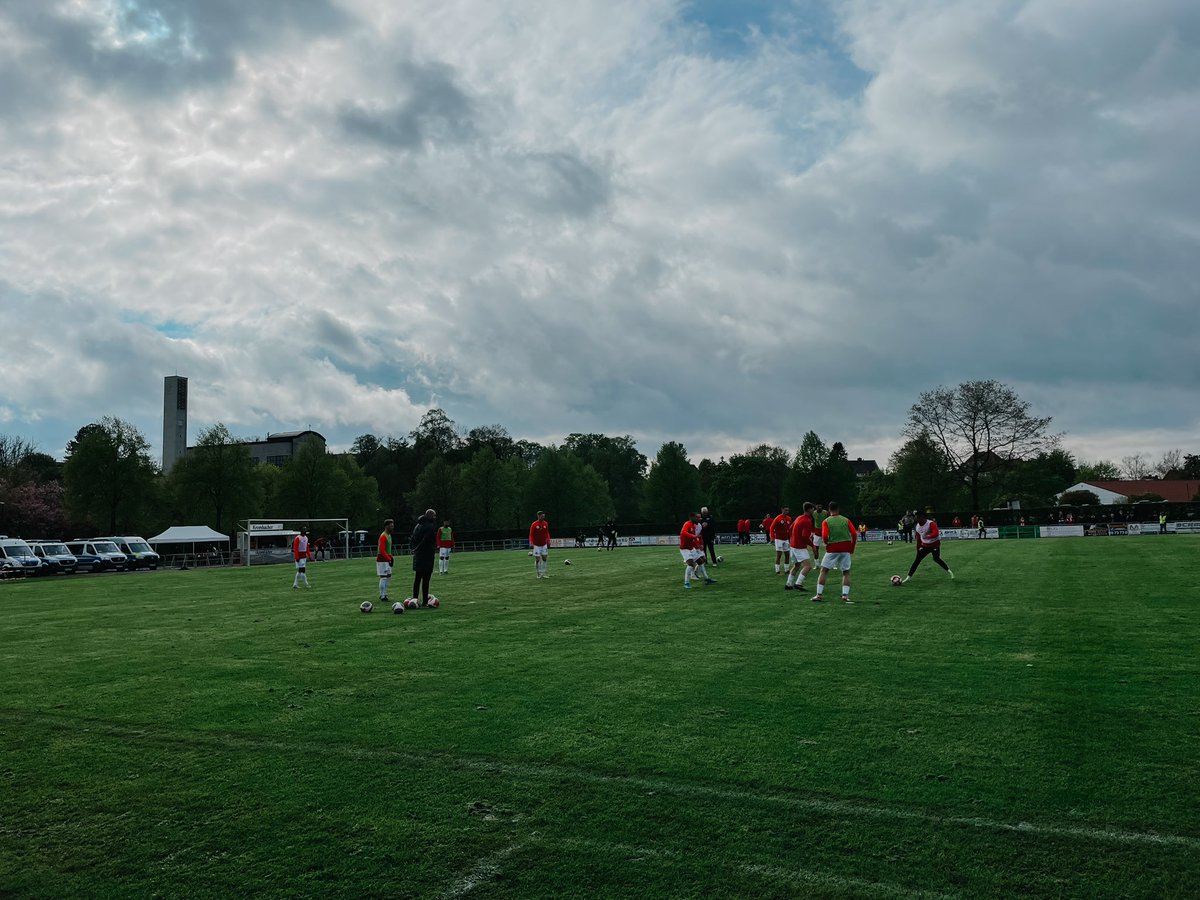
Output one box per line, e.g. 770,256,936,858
99,536,160,570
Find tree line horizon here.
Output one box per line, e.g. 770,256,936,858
1,380,1197,540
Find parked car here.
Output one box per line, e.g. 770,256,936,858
0,538,44,576
64,540,128,573
98,536,160,570
29,541,79,575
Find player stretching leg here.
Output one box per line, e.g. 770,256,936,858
903,510,954,582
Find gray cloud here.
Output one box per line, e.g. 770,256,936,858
0,0,1197,467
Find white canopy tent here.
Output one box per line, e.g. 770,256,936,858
147,525,231,558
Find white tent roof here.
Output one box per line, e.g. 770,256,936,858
147,525,230,544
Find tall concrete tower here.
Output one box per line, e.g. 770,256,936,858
163,375,188,474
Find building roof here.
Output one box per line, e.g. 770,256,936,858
1082,480,1200,502
848,457,879,477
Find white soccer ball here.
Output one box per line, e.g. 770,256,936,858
890,575,902,586
716,556,724,564
391,601,405,614
360,601,373,613
404,597,420,610
426,596,440,608
564,559,572,566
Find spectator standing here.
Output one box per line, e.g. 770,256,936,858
1159,512,1168,534
699,507,718,565
410,509,438,605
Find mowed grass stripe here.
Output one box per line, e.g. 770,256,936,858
3,537,1200,897
7,708,1199,851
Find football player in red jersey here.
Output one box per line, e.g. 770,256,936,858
903,511,954,583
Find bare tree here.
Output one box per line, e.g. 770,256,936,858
1154,449,1183,479
1120,454,1150,479
904,380,1059,511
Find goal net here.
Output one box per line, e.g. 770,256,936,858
239,518,350,567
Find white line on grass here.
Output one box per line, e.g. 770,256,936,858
10,711,1200,853
440,841,525,899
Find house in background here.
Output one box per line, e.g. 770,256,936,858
1058,480,1200,505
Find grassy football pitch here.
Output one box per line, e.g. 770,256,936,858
2,537,1199,898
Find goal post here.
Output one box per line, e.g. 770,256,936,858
239,518,350,567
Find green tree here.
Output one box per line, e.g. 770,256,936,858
564,433,648,523
905,380,1059,511
643,442,701,523
169,423,259,537
275,440,379,526
783,432,830,510
711,445,789,519
411,408,462,467
458,447,521,530
1075,459,1121,481
1182,454,1200,479
1058,489,1100,506
63,418,157,533
407,456,462,522
465,425,517,461
823,442,859,513
1006,449,1077,508
890,434,960,512
522,447,614,529
855,470,898,515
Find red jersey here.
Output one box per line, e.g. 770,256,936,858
529,520,550,547
770,513,792,541
376,531,393,564
292,534,311,561
789,514,815,550
915,520,941,548
679,520,702,550
760,515,773,534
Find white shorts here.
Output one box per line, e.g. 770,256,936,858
532,545,548,558
788,547,810,562
820,552,852,571
376,562,392,577
439,547,451,559
774,539,790,552
812,535,823,548
680,549,703,563
295,560,306,570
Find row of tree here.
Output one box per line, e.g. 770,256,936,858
2,381,1195,540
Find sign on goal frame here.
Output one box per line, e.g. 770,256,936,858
239,518,351,567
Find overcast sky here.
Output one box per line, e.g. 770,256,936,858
1,0,1197,469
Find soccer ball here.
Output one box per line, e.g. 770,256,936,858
887,539,894,547
360,601,373,613
426,596,440,608
404,598,420,610
716,556,724,564
890,575,903,586
564,559,572,566
391,601,405,614
528,550,534,556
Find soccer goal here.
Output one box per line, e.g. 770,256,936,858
239,518,350,567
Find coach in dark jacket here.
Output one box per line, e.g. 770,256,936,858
410,508,438,605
